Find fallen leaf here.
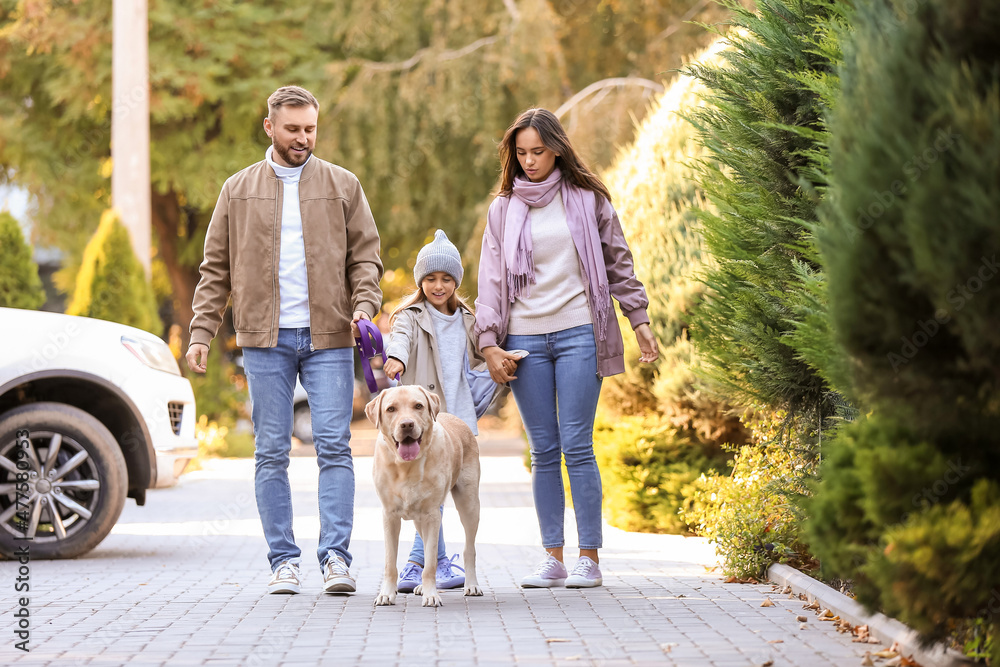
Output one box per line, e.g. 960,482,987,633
761,598,775,607
799,623,809,630
818,608,835,619
661,643,677,653
767,639,784,644
796,615,809,622
803,600,820,610
782,586,792,594
884,658,902,667
756,661,774,667
787,593,795,599
861,654,875,667
546,638,571,643
872,649,898,659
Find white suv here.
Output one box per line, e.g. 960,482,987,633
0,307,197,559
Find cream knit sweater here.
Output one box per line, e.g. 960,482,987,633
508,191,593,335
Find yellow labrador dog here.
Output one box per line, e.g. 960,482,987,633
366,385,483,607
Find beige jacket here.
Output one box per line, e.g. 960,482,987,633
189,156,383,350
384,303,493,411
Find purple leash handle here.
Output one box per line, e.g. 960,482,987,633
354,319,399,393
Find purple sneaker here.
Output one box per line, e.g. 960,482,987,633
397,561,422,594
520,555,568,588
565,556,603,588
436,554,465,590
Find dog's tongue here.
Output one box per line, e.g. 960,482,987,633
398,438,420,461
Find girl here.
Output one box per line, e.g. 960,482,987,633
383,229,491,594
475,108,659,589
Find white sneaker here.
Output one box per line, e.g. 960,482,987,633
268,560,301,594
322,552,356,593
565,556,603,588
520,555,568,588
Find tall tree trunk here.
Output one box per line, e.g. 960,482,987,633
151,189,198,351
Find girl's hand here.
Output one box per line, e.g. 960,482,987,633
484,346,520,383
383,358,404,379
634,323,659,363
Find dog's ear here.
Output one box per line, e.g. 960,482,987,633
365,392,385,428
421,386,441,420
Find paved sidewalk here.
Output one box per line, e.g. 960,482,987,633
3,439,876,666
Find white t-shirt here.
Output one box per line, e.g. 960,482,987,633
266,146,311,328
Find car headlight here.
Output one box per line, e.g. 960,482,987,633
121,336,181,376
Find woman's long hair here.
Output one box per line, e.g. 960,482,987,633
496,108,612,203
389,284,475,327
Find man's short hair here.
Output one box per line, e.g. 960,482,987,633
267,86,320,121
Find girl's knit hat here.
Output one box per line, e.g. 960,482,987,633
414,229,464,287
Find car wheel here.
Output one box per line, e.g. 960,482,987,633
292,403,313,444
0,402,127,559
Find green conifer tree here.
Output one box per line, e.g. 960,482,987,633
0,211,45,309
807,0,1000,656
66,210,163,335
684,0,847,444
602,36,749,445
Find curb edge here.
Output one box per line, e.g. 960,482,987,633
767,563,973,667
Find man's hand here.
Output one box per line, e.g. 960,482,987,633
634,323,659,363
351,310,371,338
186,343,209,373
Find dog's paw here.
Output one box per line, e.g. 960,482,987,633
464,584,483,596
413,583,422,596
421,592,443,607
374,592,396,606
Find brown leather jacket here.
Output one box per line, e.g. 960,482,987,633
189,156,383,350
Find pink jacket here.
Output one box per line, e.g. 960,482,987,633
474,188,650,377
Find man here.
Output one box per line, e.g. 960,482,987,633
187,85,383,595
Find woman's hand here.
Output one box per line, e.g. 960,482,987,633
483,346,521,383
634,323,659,363
383,358,404,380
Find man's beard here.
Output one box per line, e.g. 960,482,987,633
273,140,312,167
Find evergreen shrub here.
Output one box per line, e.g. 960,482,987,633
66,209,162,335
0,211,45,309
807,0,1000,657
680,0,849,576
593,413,730,535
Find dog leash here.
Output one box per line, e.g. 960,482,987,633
355,319,399,393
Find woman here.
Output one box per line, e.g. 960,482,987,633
475,108,659,588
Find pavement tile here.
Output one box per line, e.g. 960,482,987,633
4,449,882,666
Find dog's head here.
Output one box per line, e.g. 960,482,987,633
365,385,441,462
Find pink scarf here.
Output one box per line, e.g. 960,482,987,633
503,168,611,340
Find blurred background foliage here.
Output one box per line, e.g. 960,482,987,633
0,0,729,337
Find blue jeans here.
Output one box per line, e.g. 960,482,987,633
407,505,446,567
507,324,604,550
243,328,356,571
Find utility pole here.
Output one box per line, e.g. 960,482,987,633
111,0,151,277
